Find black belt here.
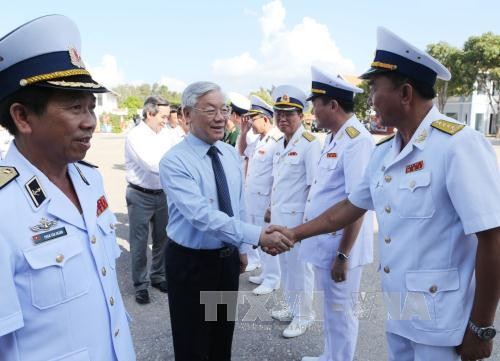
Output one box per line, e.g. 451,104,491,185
128,183,163,195
170,241,236,258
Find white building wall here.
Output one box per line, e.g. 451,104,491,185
443,88,496,135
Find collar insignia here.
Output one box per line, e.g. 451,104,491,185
25,176,46,208
415,129,428,143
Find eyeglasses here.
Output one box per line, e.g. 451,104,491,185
275,110,299,120
192,106,232,118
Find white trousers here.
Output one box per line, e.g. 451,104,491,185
247,214,280,288
314,265,363,361
386,332,460,361
245,246,261,267
278,242,314,319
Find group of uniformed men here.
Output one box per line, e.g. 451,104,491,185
0,13,498,361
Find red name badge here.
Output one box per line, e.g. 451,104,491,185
97,196,109,216
288,151,298,156
258,150,266,154
327,153,337,158
405,160,424,174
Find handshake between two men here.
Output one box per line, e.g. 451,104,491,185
257,225,297,256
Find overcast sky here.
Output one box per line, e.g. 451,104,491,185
2,0,498,94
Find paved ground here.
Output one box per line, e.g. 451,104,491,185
86,133,500,361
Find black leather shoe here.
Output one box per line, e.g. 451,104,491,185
135,289,150,304
151,281,168,293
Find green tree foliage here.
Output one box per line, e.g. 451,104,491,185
112,83,182,119
463,32,500,117
353,80,371,121
249,87,274,106
427,42,472,112
120,96,142,119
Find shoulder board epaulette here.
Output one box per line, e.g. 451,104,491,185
431,119,465,135
302,132,316,142
0,166,19,189
376,134,395,146
77,160,98,168
345,126,360,139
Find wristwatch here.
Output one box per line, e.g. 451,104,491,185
468,320,496,341
336,251,349,262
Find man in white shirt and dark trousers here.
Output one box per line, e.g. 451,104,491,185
125,96,173,304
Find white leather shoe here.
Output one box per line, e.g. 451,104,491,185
252,284,275,295
248,275,263,285
245,263,260,272
271,308,293,322
301,357,319,361
282,318,314,338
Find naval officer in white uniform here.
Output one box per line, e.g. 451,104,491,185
299,66,374,361
0,15,135,360
269,85,321,338
269,27,500,361
243,95,283,295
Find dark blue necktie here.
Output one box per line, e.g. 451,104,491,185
207,145,234,217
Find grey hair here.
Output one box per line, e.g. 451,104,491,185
142,95,169,119
182,81,225,108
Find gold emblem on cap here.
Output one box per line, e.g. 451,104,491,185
69,47,86,68
282,94,290,102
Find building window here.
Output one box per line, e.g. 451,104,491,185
446,113,458,120
475,113,485,133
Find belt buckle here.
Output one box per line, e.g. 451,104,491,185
219,247,232,258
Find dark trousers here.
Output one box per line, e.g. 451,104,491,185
166,242,240,361
126,185,168,291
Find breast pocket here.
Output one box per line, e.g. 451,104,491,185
280,203,305,226
317,159,343,189
23,235,90,310
97,211,121,269
397,171,435,218
284,155,301,173
405,268,462,331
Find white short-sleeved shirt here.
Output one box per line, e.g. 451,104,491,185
125,121,177,189
0,144,135,361
300,116,375,269
270,125,321,227
349,106,500,346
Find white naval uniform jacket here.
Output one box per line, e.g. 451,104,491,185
245,127,282,218
270,125,321,227
300,115,375,269
349,106,500,346
0,144,135,361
